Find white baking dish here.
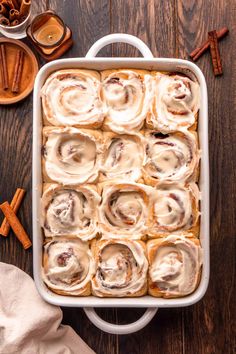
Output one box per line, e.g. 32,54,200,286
32,34,209,335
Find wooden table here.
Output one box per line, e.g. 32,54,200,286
0,1,235,353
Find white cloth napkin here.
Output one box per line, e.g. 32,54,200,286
0,262,95,354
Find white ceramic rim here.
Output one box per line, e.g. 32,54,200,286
32,33,209,335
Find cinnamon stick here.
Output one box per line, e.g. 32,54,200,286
12,0,19,9
10,18,18,25
0,188,25,237
1,0,11,9
11,49,24,93
0,44,9,90
9,8,19,20
19,0,30,17
0,13,10,25
0,3,7,15
13,0,22,9
5,0,14,9
208,30,223,76
190,27,229,61
0,201,32,249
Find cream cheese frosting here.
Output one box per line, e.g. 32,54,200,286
98,182,152,239
41,184,100,241
43,127,103,185
143,131,199,183
92,239,148,297
149,235,203,296
100,133,145,181
151,182,199,234
150,73,200,132
40,68,202,299
102,70,154,133
42,238,95,295
41,69,104,127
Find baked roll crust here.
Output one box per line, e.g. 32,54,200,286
100,131,145,182
39,67,203,299
101,69,153,133
41,184,100,241
147,234,202,298
143,130,199,185
41,69,104,128
42,127,103,185
149,182,199,238
98,181,152,239
147,72,200,132
91,238,148,297
42,238,95,296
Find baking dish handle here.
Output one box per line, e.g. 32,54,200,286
83,307,158,335
85,33,153,58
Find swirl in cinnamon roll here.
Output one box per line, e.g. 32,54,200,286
92,239,148,297
150,182,199,237
42,238,95,296
148,235,203,297
148,73,200,132
100,132,145,182
143,131,199,185
98,182,151,239
41,69,104,127
42,127,103,185
101,69,153,133
41,184,100,241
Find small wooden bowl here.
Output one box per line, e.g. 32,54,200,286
0,38,39,105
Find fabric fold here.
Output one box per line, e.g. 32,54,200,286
0,262,95,354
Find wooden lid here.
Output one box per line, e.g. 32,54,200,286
0,38,39,105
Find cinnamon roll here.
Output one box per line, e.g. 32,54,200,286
100,132,145,182
143,130,199,185
147,234,202,297
41,184,100,241
41,69,104,128
91,239,148,297
147,72,200,132
149,182,199,237
98,182,152,239
42,238,95,296
42,127,103,185
101,69,153,133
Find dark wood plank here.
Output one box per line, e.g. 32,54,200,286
111,0,177,58
117,308,183,354
177,0,236,353
62,308,118,354
49,0,112,58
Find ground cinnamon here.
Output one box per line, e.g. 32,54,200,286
0,44,9,90
0,188,25,237
0,201,32,249
190,27,229,61
11,49,24,93
208,30,223,76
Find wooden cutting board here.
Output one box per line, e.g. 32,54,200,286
0,38,39,104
